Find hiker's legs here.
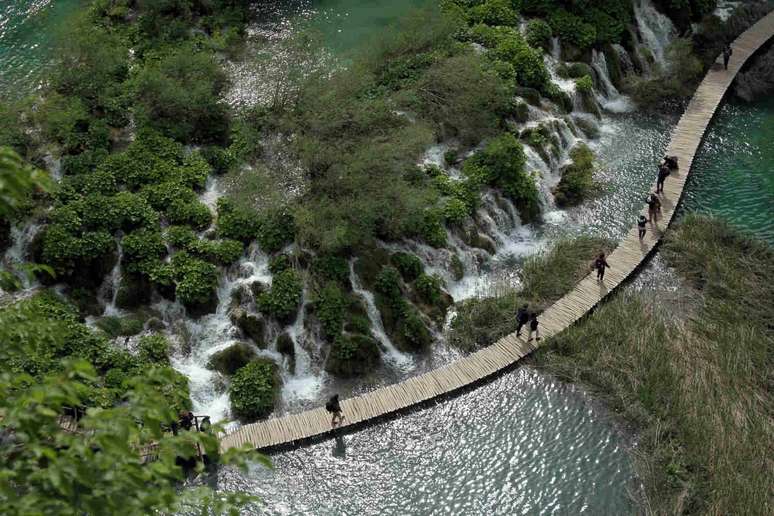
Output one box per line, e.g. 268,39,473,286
516,321,524,336
639,228,646,240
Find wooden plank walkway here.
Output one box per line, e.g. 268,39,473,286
220,11,774,454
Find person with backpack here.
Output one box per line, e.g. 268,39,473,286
515,304,529,337
723,43,733,70
593,252,610,282
646,192,661,224
527,313,541,343
326,394,345,428
637,215,647,240
656,162,670,194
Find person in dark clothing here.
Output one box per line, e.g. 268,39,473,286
656,163,670,194
638,215,647,240
199,416,211,433
326,394,345,428
723,43,733,70
179,410,194,431
594,252,610,281
527,313,541,342
647,192,661,224
516,304,529,337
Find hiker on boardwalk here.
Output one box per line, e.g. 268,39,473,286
326,394,345,428
638,215,647,240
593,252,610,281
656,162,670,194
516,304,529,337
527,312,541,342
179,410,194,431
647,192,661,223
723,43,733,70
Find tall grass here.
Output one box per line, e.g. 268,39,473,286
533,215,773,515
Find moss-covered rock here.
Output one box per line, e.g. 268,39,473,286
513,86,541,105
95,314,145,338
228,358,280,421
275,332,295,374
229,308,266,347
115,273,152,310
450,254,465,281
67,287,103,317
325,334,381,378
207,342,257,376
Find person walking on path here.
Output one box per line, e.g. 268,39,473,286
516,304,529,337
326,394,345,428
656,162,670,194
647,192,661,224
527,313,541,342
723,43,733,70
638,215,647,240
594,252,610,281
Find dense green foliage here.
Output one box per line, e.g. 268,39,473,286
534,215,771,514
228,359,280,421
257,269,303,323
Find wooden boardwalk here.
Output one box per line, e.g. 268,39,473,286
220,11,774,454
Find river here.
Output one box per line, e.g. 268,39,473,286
2,1,773,515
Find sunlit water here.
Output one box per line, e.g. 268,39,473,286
0,0,82,96
216,368,639,515
684,97,774,243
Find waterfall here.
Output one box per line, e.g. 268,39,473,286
279,292,324,405
200,176,221,213
348,261,414,371
2,223,41,290
633,0,677,69
591,50,634,113
550,36,561,61
100,239,123,316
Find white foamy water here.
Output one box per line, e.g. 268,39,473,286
634,0,677,68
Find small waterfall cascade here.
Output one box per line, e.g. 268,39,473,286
2,223,41,290
348,261,414,372
591,50,634,113
279,292,324,405
200,176,221,213
100,240,123,316
633,0,677,69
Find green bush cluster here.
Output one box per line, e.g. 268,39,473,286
311,255,350,286
390,252,423,282
525,19,553,49
468,0,519,27
325,334,381,377
228,359,279,421
0,292,189,411
122,229,166,275
547,10,597,50
462,133,540,221
167,252,219,310
257,269,303,323
315,282,347,341
373,265,433,351
575,75,594,94
553,143,595,207
415,274,443,306
268,254,292,274
95,315,144,339
138,334,170,365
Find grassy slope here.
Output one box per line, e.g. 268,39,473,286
532,214,773,515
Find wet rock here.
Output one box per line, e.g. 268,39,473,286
470,232,497,255
572,114,600,139
450,254,465,281
184,294,218,318
276,332,296,374
146,317,166,331
513,86,541,105
230,283,251,308
230,307,266,348
249,280,268,298
207,342,257,376
324,334,381,378
67,287,103,317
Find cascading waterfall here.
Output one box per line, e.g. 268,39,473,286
591,50,634,113
100,239,123,316
2,223,41,290
633,0,677,69
279,292,324,406
348,261,414,371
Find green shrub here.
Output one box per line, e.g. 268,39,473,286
165,225,197,248
61,148,109,176
121,229,166,275
315,282,347,340
200,145,234,175
138,334,170,364
375,266,403,303
442,197,470,225
216,198,260,242
188,239,244,266
257,208,295,253
268,254,291,274
491,31,550,91
468,0,518,26
171,252,218,309
575,75,594,94
228,359,279,420
325,334,380,377
95,315,144,338
398,307,432,351
311,255,350,286
553,143,595,207
418,209,447,248
391,252,423,282
40,225,115,278
257,269,303,322
525,19,553,49
415,274,443,305
548,10,597,49
166,198,212,230
207,342,256,376
463,133,540,221
112,192,159,231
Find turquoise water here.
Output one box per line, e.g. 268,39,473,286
0,0,83,97
685,97,774,243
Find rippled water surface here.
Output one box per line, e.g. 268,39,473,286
685,97,774,243
0,0,82,96
217,368,638,515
